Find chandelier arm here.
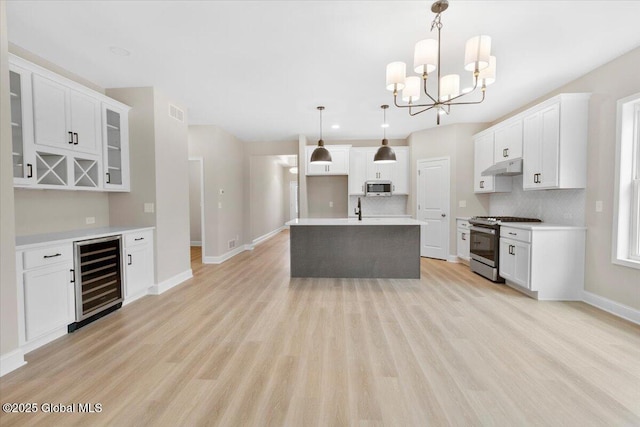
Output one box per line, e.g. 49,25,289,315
409,105,439,116
393,94,440,110
420,74,440,104
444,90,486,106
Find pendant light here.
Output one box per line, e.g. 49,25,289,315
310,106,332,164
374,105,396,164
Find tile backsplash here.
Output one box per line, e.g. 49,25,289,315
490,175,585,226
348,195,408,217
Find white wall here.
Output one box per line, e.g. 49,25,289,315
249,156,285,241
409,123,490,255
1,0,19,358
189,160,202,245
188,125,245,257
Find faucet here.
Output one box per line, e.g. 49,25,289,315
355,197,362,221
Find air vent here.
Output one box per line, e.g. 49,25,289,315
168,104,184,123
228,239,236,249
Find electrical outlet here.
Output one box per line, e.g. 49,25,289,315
218,202,222,209
85,216,95,225
144,203,155,213
595,200,603,212
329,201,334,208
219,189,225,195
563,213,573,219
459,200,467,208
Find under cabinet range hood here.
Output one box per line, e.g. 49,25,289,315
481,158,523,176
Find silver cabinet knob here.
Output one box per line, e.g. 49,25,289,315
441,213,446,217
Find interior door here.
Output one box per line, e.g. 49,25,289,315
417,158,450,260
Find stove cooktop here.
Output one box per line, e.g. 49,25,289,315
469,216,542,226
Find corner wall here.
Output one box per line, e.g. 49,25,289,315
409,123,490,255
0,0,19,361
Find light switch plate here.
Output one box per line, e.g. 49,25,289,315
459,200,467,208
329,201,334,208
218,202,222,209
85,216,95,225
219,189,225,195
595,200,603,212
144,203,155,213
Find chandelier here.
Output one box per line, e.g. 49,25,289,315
385,0,496,124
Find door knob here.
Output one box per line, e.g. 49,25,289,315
441,213,446,217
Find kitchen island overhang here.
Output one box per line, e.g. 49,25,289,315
287,218,422,279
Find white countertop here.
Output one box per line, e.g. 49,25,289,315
499,222,586,231
16,226,155,250
456,217,472,221
287,218,423,226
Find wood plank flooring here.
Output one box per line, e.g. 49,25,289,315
1,230,639,426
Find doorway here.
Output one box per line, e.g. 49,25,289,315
188,158,205,263
417,157,450,260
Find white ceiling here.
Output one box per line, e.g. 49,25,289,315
7,1,640,142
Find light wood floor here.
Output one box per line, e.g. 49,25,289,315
1,230,639,426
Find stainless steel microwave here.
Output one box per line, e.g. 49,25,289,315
365,181,392,197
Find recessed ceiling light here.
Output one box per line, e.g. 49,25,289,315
109,46,131,57
381,123,390,128
289,167,298,174
331,124,340,129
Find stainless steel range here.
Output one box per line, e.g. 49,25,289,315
469,216,542,282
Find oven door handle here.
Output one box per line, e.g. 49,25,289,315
469,226,496,235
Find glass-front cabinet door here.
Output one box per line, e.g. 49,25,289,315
102,103,130,191
9,64,35,185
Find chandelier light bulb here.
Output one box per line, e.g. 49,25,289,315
464,35,491,72
413,39,438,74
439,74,460,101
402,76,422,103
478,55,497,86
386,62,407,91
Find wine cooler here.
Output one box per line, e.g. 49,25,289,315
70,235,123,332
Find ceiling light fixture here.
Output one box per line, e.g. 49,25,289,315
109,46,131,57
289,167,299,174
385,0,497,125
331,124,340,129
310,106,332,164
374,105,396,164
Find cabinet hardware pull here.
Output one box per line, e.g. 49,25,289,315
70,269,75,283
73,132,79,145
106,172,110,184
134,237,144,241
503,148,507,157
43,253,62,259
511,246,516,256
480,180,484,188
505,148,509,157
462,233,466,240
68,131,73,144
27,163,33,178
128,254,132,265
508,232,517,235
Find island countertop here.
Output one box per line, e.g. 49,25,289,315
286,218,423,226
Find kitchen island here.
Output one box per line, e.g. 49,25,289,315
287,218,421,278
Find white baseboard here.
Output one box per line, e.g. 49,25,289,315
122,289,149,306
252,226,285,246
190,241,202,247
582,291,640,325
149,269,193,295
203,246,247,264
204,228,285,264
0,348,26,377
447,255,459,263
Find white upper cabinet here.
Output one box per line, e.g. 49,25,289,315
102,103,131,191
474,133,511,193
522,94,590,190
347,146,409,195
9,63,35,186
33,74,102,156
493,119,523,162
10,54,131,192
305,145,350,176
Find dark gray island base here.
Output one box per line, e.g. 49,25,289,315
288,219,421,279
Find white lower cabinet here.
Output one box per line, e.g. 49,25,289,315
499,226,585,300
456,219,471,262
18,243,75,349
124,230,154,300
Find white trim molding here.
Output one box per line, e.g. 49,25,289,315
190,241,202,247
203,228,286,264
252,226,285,246
1,348,27,377
583,291,640,325
148,269,193,295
